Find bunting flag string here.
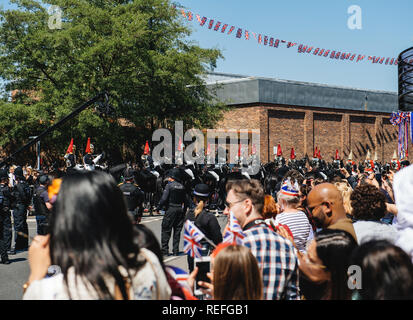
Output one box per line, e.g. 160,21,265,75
177,7,413,66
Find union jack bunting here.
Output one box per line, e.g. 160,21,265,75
208,19,214,29
200,17,207,26
183,220,205,258
214,21,221,31
187,11,193,21
223,212,245,245
258,34,262,44
269,37,274,46
196,14,202,23
236,28,242,38
264,36,268,45
245,30,249,40
227,26,235,34
274,39,279,47
221,24,228,33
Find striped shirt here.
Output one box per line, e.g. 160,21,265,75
241,221,300,300
274,211,313,253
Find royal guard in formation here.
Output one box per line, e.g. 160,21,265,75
63,137,105,171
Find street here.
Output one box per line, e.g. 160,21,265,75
0,212,228,300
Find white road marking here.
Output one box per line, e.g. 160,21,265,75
140,217,163,224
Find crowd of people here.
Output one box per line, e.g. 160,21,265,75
1,153,413,301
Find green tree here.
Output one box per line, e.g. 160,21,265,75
0,0,226,165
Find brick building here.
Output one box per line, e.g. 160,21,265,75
205,72,403,163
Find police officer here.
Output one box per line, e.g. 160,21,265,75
0,169,12,263
11,167,31,252
157,168,188,256
118,168,144,224
32,175,52,235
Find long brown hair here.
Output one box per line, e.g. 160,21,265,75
213,245,263,300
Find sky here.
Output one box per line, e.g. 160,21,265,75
1,0,412,93
175,0,413,93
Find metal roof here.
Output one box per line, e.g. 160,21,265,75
204,72,398,113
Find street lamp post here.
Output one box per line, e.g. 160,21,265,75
29,136,40,170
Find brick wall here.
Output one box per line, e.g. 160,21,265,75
214,103,404,163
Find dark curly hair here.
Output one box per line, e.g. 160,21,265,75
350,184,386,221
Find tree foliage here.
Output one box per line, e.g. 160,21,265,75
0,0,226,165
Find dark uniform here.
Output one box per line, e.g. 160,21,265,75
185,207,223,272
118,170,144,224
12,167,31,251
157,169,188,256
32,176,51,235
0,169,12,263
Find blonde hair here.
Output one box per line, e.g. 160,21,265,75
194,200,205,218
334,180,353,215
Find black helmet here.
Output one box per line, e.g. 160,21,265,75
168,168,182,182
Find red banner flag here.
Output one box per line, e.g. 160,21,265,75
335,149,339,160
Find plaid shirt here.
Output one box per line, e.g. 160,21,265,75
242,221,300,300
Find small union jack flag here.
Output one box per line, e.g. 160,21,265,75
221,24,228,33
223,212,245,245
183,220,205,258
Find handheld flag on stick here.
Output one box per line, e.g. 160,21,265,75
183,220,204,258
223,211,245,245
183,220,216,258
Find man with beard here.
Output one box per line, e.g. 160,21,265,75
306,183,357,242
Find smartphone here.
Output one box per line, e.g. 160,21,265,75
194,256,211,296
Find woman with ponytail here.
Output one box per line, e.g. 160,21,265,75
185,184,223,272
